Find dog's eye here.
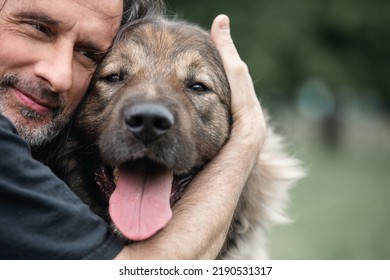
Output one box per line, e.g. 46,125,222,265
101,73,124,84
188,83,209,93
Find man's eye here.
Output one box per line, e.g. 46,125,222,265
23,21,52,37
80,51,100,64
32,23,48,33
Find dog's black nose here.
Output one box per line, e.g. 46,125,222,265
124,104,174,144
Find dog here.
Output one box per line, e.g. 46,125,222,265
37,17,304,259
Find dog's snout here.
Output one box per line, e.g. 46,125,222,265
124,104,174,144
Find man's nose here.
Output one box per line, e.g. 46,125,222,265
33,42,73,93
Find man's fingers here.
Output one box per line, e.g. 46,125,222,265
210,14,266,150
211,14,257,114
211,15,251,87
210,15,244,72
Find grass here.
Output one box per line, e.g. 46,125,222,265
267,113,390,259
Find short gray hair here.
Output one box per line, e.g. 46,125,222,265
121,0,166,26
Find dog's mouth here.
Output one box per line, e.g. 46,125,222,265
95,159,195,241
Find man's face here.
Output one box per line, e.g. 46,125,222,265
0,0,122,147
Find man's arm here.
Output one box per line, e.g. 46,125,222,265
115,15,266,259
0,113,125,260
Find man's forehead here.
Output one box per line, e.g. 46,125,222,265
4,0,123,51
3,0,122,27
4,0,122,16
71,0,123,18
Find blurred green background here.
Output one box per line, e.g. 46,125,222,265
166,0,390,259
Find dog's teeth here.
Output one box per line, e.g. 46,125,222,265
113,168,120,185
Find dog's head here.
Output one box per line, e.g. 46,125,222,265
75,17,232,240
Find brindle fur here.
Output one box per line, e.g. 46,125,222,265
36,17,304,259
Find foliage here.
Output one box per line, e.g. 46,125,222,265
166,0,390,111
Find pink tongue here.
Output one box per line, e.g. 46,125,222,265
109,161,173,241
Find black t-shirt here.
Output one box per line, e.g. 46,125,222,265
0,113,124,259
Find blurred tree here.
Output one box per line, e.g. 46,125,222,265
166,0,390,112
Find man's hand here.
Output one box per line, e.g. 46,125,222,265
211,15,266,159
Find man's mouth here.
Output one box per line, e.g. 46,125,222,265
12,86,56,114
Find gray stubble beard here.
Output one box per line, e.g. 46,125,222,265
0,74,68,148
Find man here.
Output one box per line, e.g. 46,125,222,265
0,0,265,259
